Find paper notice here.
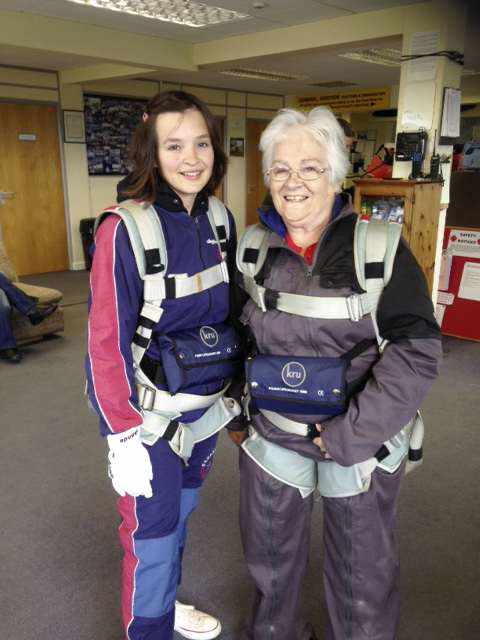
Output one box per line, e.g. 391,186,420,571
438,252,452,291
401,82,435,130
434,304,446,327
437,291,454,306
408,31,439,82
440,88,461,138
458,262,480,302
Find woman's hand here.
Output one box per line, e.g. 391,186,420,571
312,423,332,459
228,430,248,446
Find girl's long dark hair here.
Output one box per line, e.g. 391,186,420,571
122,90,227,203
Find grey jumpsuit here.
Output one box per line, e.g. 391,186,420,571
236,201,442,640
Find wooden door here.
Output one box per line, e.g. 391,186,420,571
246,119,268,226
0,103,68,275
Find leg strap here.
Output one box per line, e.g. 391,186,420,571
141,396,240,462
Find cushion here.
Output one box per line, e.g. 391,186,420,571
14,282,63,304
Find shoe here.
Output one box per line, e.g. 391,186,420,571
28,304,58,326
0,347,22,363
174,601,222,640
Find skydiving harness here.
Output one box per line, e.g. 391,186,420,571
237,215,424,498
95,196,240,461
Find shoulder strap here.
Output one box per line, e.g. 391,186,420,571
206,196,230,259
236,223,270,278
236,224,272,311
95,200,167,279
95,200,167,367
354,216,402,345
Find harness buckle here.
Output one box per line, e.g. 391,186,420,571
346,294,363,322
256,286,267,312
138,385,156,412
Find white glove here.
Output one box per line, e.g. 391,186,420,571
107,426,153,498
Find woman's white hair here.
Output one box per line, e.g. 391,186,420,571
259,107,350,190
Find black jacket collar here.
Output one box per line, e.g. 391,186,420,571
153,180,209,216
117,172,210,217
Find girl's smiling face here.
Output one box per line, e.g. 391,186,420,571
155,108,214,212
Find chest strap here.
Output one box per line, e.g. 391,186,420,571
243,275,376,321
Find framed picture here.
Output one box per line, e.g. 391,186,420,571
62,110,86,143
229,137,245,157
83,94,147,175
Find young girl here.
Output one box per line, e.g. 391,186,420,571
86,91,242,640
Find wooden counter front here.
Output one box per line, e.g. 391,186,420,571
354,179,442,293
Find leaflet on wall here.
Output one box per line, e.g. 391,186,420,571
446,230,480,258
434,304,446,327
440,88,461,138
407,31,439,82
437,290,454,306
458,262,480,302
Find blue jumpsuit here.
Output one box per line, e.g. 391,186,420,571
85,182,237,640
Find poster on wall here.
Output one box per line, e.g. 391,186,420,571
84,94,147,175
294,88,390,113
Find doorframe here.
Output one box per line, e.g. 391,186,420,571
245,117,270,226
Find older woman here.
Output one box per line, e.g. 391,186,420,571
230,107,442,640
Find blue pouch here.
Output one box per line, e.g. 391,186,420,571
246,354,347,416
159,323,242,393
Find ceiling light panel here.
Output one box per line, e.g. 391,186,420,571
310,80,357,88
338,48,402,67
220,67,309,82
65,0,251,28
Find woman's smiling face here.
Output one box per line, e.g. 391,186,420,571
268,126,337,232
155,108,214,212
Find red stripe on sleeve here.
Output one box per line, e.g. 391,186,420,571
87,216,142,433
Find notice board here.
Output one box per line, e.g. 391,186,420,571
437,227,480,341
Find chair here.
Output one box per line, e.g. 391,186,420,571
0,225,64,343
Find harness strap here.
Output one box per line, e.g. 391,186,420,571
207,197,231,260
354,217,402,344
97,197,231,369
164,261,229,298
259,407,416,465
340,338,378,363
118,201,168,276
243,275,378,321
141,395,240,460
136,381,229,414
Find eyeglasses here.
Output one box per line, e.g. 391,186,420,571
265,163,328,182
